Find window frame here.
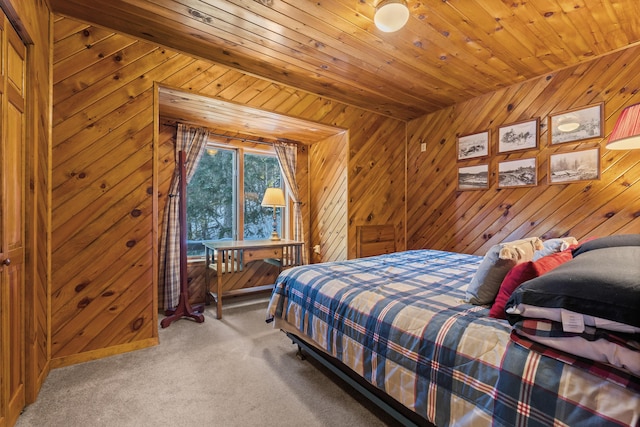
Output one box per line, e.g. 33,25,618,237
187,137,288,257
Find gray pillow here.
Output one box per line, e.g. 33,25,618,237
466,237,543,305
572,234,640,257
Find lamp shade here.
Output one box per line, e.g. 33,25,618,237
607,103,640,150
374,0,409,33
261,187,285,207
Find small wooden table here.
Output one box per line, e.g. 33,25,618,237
203,239,303,319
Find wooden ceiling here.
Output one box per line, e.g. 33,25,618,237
158,85,345,144
51,0,640,122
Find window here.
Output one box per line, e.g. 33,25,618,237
186,142,285,256
243,152,283,239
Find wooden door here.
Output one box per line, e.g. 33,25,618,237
0,12,26,427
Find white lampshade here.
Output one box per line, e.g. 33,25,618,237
261,187,285,207
607,103,640,150
374,0,410,33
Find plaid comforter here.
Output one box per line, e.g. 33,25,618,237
267,250,640,427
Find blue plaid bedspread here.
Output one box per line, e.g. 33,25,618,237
267,250,640,427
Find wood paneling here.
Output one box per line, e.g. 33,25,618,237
158,86,343,145
348,116,406,258
295,144,311,262
407,46,640,254
8,1,640,417
49,0,640,120
51,19,160,365
310,133,348,263
52,15,406,361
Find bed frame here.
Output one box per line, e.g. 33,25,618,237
287,332,434,427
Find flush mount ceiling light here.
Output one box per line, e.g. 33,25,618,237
374,0,410,33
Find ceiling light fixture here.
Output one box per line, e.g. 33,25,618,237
374,0,410,33
607,103,640,149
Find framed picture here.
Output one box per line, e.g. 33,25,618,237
457,130,490,160
549,148,600,184
549,103,603,145
498,118,539,153
498,158,537,188
457,164,489,190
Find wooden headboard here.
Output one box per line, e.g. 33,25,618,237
356,224,396,258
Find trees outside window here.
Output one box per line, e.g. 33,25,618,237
243,152,282,239
186,144,284,256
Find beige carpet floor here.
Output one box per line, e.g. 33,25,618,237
16,295,398,426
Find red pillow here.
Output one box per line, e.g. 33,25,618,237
533,248,574,275
489,262,537,319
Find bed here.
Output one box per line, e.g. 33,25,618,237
266,231,640,426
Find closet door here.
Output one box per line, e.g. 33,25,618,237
0,12,26,427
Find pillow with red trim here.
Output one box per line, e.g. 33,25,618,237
489,262,537,319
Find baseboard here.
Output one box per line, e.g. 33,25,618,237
49,337,159,369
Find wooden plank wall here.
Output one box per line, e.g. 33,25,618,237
349,117,407,257
4,0,53,403
407,46,640,255
310,133,348,263
51,16,160,365
296,143,310,262
51,14,406,362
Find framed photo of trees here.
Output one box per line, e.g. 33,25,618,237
498,118,539,153
549,148,600,184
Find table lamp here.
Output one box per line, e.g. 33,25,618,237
261,187,286,240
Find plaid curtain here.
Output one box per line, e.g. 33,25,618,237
274,141,307,264
158,124,209,310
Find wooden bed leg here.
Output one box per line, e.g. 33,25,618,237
295,345,306,360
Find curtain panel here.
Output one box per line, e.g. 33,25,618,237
159,124,209,310
274,141,307,264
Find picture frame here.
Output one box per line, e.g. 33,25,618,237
498,118,540,153
457,130,490,160
549,148,600,184
498,118,539,153
457,164,489,190
498,158,537,188
548,103,603,145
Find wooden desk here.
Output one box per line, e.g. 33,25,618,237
203,240,303,319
